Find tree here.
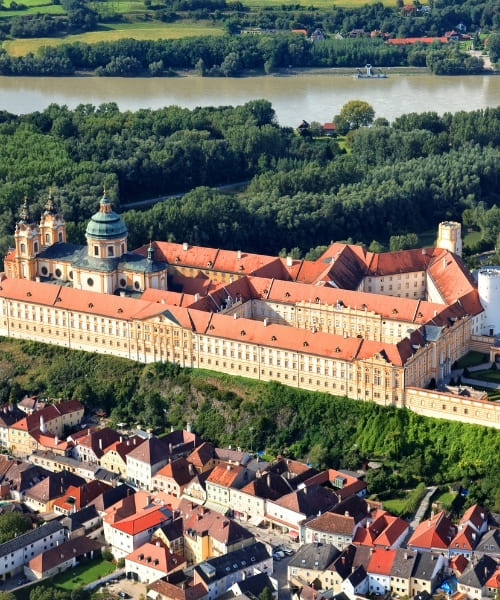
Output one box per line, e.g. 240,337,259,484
0,512,31,544
258,588,274,600
335,100,375,131
486,33,500,64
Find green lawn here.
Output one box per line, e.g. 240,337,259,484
455,351,489,369
53,559,116,589
465,367,500,384
0,4,66,17
382,496,407,514
3,20,224,56
433,489,457,510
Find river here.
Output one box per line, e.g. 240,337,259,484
1,71,500,126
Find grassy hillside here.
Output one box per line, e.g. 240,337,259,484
0,337,498,511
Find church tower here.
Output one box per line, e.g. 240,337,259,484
437,221,462,257
14,197,41,280
39,189,66,249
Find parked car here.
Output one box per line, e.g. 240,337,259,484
118,593,130,599
272,552,282,561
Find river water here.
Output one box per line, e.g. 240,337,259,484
1,71,500,126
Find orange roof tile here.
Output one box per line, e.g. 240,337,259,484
367,548,396,575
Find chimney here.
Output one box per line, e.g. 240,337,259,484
267,473,271,488
186,422,192,433
55,435,59,446
194,293,200,302
99,438,103,451
133,438,137,445
145,495,151,507
344,511,350,517
119,436,123,443
169,443,173,453
263,318,268,327
237,250,242,260
188,464,195,476
171,426,174,433
227,464,231,470
183,242,188,251
156,540,161,547
286,256,293,267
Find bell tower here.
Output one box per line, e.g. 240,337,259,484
14,197,41,280
39,188,66,249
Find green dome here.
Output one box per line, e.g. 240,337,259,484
85,193,128,240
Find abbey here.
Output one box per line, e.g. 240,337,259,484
2,191,499,429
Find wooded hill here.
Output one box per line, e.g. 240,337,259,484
0,102,500,267
2,338,499,512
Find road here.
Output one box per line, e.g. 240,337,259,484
120,181,250,210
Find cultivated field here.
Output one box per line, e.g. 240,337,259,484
3,21,225,56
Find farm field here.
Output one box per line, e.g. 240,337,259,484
242,0,396,7
3,21,225,56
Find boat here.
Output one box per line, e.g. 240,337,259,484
354,64,387,79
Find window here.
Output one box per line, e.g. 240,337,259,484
45,233,50,243
20,243,26,253
108,246,114,257
87,278,94,287
94,246,99,256
55,268,62,278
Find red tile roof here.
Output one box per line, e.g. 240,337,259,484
387,37,448,44
126,540,185,573
367,547,397,575
408,511,456,550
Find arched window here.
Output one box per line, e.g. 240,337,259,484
45,233,50,243
20,243,26,253
58,232,63,242
33,242,38,253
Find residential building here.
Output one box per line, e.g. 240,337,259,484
69,427,121,465
205,463,253,513
288,543,340,589
457,554,498,598
102,490,173,558
24,536,103,580
126,437,170,491
193,542,272,600
265,484,338,537
0,520,65,580
152,458,197,497
125,540,185,583
182,504,255,565
367,547,396,594
100,435,144,477
148,573,207,600
407,511,456,552
410,551,447,596
22,470,85,513
52,480,112,515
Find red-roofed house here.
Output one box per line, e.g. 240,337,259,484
103,490,174,558
407,511,456,552
24,536,103,580
53,480,112,515
353,511,409,549
125,540,185,583
367,548,397,593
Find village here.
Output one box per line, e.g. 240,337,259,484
0,397,498,600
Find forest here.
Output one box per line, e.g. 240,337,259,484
0,33,486,76
0,102,500,265
0,337,499,513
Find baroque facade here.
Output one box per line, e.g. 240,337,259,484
1,192,499,428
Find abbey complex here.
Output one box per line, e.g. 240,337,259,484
2,191,500,429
